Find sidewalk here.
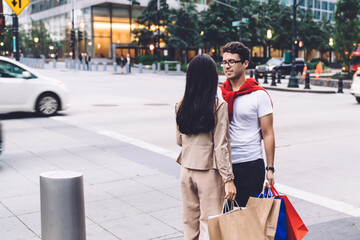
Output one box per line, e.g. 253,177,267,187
1,115,359,240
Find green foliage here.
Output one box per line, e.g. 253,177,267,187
200,0,238,57
136,55,158,65
133,0,170,47
167,1,200,63
334,0,360,68
20,21,54,57
310,58,330,67
297,9,323,55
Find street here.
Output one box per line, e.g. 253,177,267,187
0,66,360,239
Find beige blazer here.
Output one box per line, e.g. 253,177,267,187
175,97,234,183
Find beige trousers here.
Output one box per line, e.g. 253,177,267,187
180,167,224,240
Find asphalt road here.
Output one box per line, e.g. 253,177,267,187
1,66,360,239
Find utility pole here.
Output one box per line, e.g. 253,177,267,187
12,14,19,61
157,0,160,71
71,0,75,60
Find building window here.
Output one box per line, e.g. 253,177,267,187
314,0,320,9
329,3,335,11
322,12,328,19
322,1,328,10
314,10,321,19
329,12,334,21
299,0,305,7
307,0,313,7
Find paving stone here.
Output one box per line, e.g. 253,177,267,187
99,213,180,240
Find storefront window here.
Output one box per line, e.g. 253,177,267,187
94,37,111,58
112,7,130,44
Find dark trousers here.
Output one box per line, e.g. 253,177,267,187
232,159,265,207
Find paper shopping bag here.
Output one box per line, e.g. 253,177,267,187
207,200,235,240
218,206,267,240
247,195,281,240
271,185,309,240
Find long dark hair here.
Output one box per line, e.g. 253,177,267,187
176,54,218,135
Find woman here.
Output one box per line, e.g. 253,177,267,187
176,54,236,240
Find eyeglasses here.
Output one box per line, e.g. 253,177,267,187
220,60,242,67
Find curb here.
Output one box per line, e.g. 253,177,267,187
263,86,337,94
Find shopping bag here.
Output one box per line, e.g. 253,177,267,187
218,206,267,240
208,201,266,240
271,185,309,240
207,200,235,240
255,189,286,240
248,190,280,240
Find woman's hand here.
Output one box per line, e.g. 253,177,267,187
224,180,236,201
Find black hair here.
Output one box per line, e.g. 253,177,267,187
176,54,218,135
222,41,250,63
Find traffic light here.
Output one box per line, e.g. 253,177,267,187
298,40,303,48
0,15,5,31
78,30,83,41
71,29,76,41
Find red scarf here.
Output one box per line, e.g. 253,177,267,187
220,78,269,120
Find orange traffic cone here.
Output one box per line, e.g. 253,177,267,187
315,61,323,79
302,65,307,78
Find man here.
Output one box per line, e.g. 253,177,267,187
219,41,275,207
85,52,91,70
126,53,132,73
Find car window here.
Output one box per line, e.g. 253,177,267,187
266,58,283,65
0,60,26,78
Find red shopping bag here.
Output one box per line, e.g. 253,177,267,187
271,185,308,240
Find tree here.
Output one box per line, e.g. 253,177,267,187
297,9,323,59
334,0,360,70
20,21,53,57
200,0,238,60
133,0,170,49
167,1,200,63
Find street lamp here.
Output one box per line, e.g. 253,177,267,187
329,37,334,63
288,0,304,88
266,29,272,58
34,37,39,58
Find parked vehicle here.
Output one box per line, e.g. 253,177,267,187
0,57,69,116
350,70,360,103
255,58,305,78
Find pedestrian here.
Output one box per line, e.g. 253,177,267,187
116,54,120,67
85,52,91,70
126,53,132,73
119,55,126,74
176,54,236,240
219,41,275,207
78,53,83,63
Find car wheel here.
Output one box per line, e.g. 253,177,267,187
36,93,60,117
356,97,360,104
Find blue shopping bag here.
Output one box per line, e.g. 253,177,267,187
256,188,287,240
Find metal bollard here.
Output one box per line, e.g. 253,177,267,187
89,62,93,71
40,171,86,240
255,70,259,82
113,62,117,72
157,62,161,72
271,69,277,86
139,63,143,73
65,59,68,68
103,62,107,71
338,75,344,93
250,70,253,78
277,70,282,83
126,63,130,74
165,64,169,74
152,63,156,73
264,72,268,84
78,61,81,70
304,71,311,89
176,63,181,73
95,62,99,71
53,59,56,68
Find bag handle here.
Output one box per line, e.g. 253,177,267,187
270,185,280,197
222,200,240,213
257,186,273,198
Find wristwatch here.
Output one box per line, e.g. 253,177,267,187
266,166,275,173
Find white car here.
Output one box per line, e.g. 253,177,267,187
351,71,360,103
0,57,69,116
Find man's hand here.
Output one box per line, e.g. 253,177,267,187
224,180,236,201
266,170,275,188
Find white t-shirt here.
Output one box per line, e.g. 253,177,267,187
229,90,273,164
